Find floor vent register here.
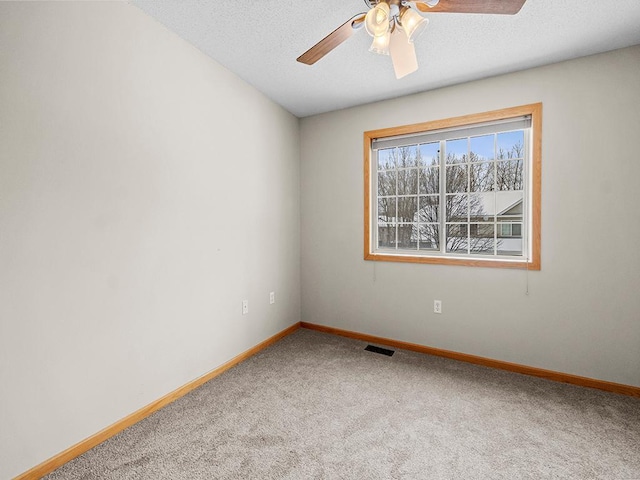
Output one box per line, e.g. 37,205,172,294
364,345,395,357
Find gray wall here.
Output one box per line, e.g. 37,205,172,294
301,46,640,389
0,2,300,478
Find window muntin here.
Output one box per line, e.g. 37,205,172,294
364,104,541,270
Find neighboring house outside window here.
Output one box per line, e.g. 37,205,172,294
365,104,541,270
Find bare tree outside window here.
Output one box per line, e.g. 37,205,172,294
376,134,525,255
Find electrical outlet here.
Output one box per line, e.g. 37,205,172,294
269,292,275,305
242,300,249,315
434,300,442,314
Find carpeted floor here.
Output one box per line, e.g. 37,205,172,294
46,328,640,479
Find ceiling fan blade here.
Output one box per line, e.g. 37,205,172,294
389,29,418,79
297,13,366,65
414,0,527,15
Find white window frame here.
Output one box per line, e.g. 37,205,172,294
364,104,542,270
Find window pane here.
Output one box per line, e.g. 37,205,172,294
445,138,467,164
398,224,417,249
397,145,419,168
378,198,396,223
499,223,511,237
397,169,418,195
477,223,495,237
418,142,439,167
446,224,468,253
469,192,495,221
470,223,495,255
418,224,439,250
378,225,396,248
470,162,494,192
512,223,522,237
378,171,396,196
471,239,495,255
497,237,523,256
445,194,468,222
498,222,523,238
378,148,396,170
497,131,524,160
446,165,468,193
419,167,439,194
496,160,523,191
496,191,523,220
397,196,418,223
418,195,439,222
470,134,495,161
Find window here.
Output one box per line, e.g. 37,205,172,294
364,104,541,269
499,222,522,238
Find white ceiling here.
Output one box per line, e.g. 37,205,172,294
131,0,640,118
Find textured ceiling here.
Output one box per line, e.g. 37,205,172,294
131,0,640,118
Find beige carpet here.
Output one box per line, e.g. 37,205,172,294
46,328,640,479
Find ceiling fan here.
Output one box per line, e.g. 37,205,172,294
297,0,527,79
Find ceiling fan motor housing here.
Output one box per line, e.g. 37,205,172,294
364,0,400,7
364,0,437,8
364,0,378,7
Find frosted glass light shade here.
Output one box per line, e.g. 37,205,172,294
389,28,418,79
365,2,390,37
400,8,429,43
369,30,391,55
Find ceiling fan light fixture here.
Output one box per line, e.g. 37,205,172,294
400,7,429,42
369,30,391,55
364,2,391,37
